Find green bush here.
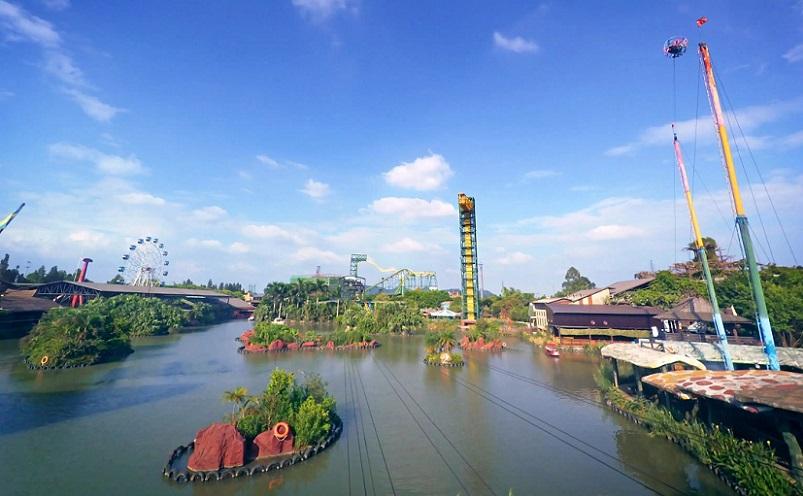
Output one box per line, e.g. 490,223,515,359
21,306,132,367
251,322,300,345
223,368,337,448
293,397,332,447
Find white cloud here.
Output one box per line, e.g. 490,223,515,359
496,251,532,265
382,237,427,253
0,0,60,46
241,223,304,244
0,89,14,99
781,129,803,148
292,246,341,263
192,206,227,222
524,169,559,180
586,224,646,240
292,0,351,21
369,197,456,220
64,88,123,122
0,1,120,121
228,242,250,254
783,43,803,63
606,97,803,156
383,154,453,190
301,179,330,199
186,238,223,249
256,154,281,169
49,142,146,175
68,229,110,247
493,32,539,54
119,192,166,206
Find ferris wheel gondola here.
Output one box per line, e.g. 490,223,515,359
117,236,170,286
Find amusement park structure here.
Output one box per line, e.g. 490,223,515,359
117,236,169,287
349,253,437,296
458,193,479,322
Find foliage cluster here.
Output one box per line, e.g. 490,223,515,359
1,253,79,284
224,369,336,448
480,287,534,322
554,267,595,297
21,305,132,367
468,319,501,342
620,266,803,347
596,364,800,495
21,295,227,367
424,351,464,366
425,328,456,354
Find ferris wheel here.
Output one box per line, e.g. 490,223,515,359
117,236,169,286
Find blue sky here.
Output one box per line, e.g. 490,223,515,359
1,0,802,294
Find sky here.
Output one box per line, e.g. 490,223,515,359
1,0,802,295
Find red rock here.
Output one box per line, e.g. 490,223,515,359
287,342,300,351
369,339,378,348
326,341,335,350
459,336,470,349
253,425,295,458
268,339,286,351
187,423,245,472
301,341,316,349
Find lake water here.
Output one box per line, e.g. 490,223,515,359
0,320,732,495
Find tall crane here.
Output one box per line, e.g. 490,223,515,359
458,193,479,321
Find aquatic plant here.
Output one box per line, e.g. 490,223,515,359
596,363,800,495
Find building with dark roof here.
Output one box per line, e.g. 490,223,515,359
545,303,662,342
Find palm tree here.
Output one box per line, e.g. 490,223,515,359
222,386,250,421
437,330,456,353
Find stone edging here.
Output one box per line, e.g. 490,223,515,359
422,359,465,368
604,399,747,496
162,415,342,483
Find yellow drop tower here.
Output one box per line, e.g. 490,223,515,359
458,193,479,322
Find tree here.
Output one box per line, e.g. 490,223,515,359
555,267,595,297
108,274,126,284
222,386,250,421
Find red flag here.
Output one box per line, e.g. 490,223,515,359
696,16,708,27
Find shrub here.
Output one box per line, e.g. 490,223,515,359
251,323,299,346
293,397,332,447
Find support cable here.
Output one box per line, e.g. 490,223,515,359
716,70,798,265
483,362,792,471
372,357,471,496
378,360,498,496
443,369,678,496
354,362,397,496
349,361,377,495
344,361,353,496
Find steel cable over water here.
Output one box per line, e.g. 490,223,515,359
343,361,353,496
353,360,398,496
483,360,793,472
348,360,376,495
376,359,499,496
440,369,689,496
372,356,472,496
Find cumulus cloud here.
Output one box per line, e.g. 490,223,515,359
0,1,60,46
369,197,456,220
493,32,539,54
186,238,223,249
49,142,146,175
383,154,453,190
192,206,227,222
301,179,330,199
783,43,803,63
64,88,123,122
228,241,250,254
496,251,533,265
119,192,166,206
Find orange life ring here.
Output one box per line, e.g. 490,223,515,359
274,422,290,440
40,356,49,366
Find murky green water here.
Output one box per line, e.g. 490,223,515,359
0,321,731,495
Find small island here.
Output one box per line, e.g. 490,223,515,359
238,322,378,353
21,295,226,369
423,328,464,367
164,368,341,482
459,319,506,351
